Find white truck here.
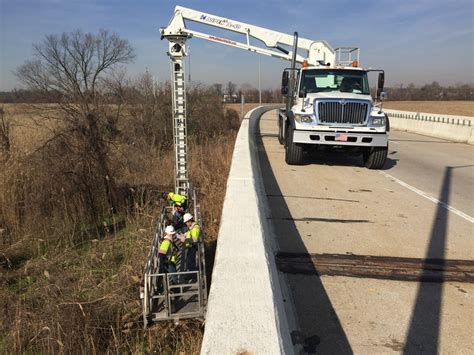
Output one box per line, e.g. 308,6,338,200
160,6,389,168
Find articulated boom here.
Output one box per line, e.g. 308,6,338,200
160,6,335,66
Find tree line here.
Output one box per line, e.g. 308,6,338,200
384,82,473,101
2,81,473,104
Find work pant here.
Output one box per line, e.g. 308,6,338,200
160,263,177,284
186,246,197,272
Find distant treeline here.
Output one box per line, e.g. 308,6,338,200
384,82,473,101
0,81,472,103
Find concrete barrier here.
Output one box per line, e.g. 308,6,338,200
385,109,474,144
201,106,294,354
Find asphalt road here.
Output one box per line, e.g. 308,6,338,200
257,110,474,354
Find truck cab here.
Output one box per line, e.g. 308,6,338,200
278,63,389,168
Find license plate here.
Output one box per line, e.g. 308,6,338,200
335,133,348,142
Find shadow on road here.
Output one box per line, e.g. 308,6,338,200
404,165,470,353
255,122,353,354
303,148,398,170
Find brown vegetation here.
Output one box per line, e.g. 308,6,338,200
0,30,240,354
0,96,238,354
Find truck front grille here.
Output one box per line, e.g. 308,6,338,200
317,100,369,124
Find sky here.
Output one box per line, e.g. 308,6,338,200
0,0,473,91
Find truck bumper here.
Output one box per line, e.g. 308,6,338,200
293,130,388,147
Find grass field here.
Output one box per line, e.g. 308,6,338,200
227,101,474,118
383,101,473,117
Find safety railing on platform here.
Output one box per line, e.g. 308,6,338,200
142,186,207,327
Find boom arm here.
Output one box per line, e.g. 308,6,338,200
160,6,335,66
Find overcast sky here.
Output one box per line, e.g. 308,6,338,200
1,0,473,91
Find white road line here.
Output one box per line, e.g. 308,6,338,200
379,171,474,224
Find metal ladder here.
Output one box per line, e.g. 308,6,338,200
171,54,189,195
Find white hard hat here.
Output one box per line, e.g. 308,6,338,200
165,225,176,235
183,213,193,223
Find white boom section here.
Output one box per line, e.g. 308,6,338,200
160,6,335,66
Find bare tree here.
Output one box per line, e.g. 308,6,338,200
15,30,135,224
211,83,223,96
225,81,237,97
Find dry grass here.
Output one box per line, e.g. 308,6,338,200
0,103,238,354
2,104,63,153
1,211,205,353
384,101,474,117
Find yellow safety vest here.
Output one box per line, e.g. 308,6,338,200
168,192,187,206
159,238,177,264
185,223,201,248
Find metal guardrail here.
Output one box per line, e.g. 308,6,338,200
385,110,472,127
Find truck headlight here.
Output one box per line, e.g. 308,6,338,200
294,114,314,123
371,117,385,126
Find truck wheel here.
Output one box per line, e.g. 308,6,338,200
285,127,304,165
278,117,284,145
363,146,388,169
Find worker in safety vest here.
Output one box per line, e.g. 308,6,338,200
159,225,178,283
163,191,188,232
163,191,187,209
177,213,201,273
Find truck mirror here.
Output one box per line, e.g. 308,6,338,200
379,91,387,101
299,87,307,98
282,71,289,87
376,72,385,98
281,70,289,96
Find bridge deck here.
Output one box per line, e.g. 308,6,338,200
258,110,474,353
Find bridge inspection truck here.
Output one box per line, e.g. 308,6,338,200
160,6,389,168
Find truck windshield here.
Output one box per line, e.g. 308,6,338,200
300,69,369,95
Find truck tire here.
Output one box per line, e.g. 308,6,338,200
278,117,284,145
285,126,304,165
363,146,388,169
